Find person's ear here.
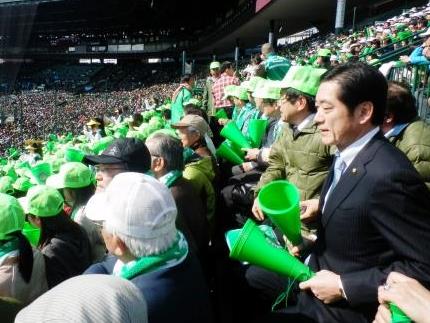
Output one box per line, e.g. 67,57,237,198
356,101,374,125
296,96,308,112
153,157,165,173
28,215,42,228
112,236,128,257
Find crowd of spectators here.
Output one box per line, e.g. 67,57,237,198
0,82,176,154
1,3,430,323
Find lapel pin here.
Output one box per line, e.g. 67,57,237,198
352,168,357,175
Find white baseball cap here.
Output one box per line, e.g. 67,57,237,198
85,172,177,240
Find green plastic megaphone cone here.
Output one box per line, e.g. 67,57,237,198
258,180,302,246
228,219,313,281
248,119,268,148
390,303,411,323
215,108,228,119
228,140,246,159
216,141,244,165
220,121,252,149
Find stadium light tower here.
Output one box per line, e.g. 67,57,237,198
335,0,346,34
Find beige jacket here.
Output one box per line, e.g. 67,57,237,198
0,249,48,304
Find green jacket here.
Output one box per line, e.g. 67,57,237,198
171,87,192,123
388,119,430,190
183,156,216,223
264,53,291,81
255,122,333,200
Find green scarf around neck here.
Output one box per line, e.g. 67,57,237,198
159,170,183,188
118,232,188,280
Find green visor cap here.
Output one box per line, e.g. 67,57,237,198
183,98,202,107
278,66,327,97
247,76,266,93
30,162,52,185
64,147,85,162
46,162,92,189
222,85,238,100
0,193,25,240
13,177,34,193
91,136,115,155
0,176,15,195
232,86,249,101
19,185,64,217
252,81,281,100
210,61,221,69
318,48,331,57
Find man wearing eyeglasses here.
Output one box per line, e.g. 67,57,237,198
84,138,152,192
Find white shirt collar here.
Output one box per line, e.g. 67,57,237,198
297,113,316,132
384,123,409,138
336,127,380,168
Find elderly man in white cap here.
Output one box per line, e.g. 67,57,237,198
203,61,221,117
84,172,212,323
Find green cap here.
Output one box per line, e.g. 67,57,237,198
396,23,407,31
210,61,221,69
240,80,251,90
48,134,58,142
318,48,331,57
7,147,20,160
183,98,202,107
0,176,15,195
253,81,281,100
232,86,249,101
30,162,52,185
247,76,266,93
0,193,25,240
64,147,85,162
278,66,327,96
19,185,64,217
92,136,115,155
46,162,92,189
3,164,18,181
222,85,238,100
13,177,34,193
15,161,31,171
47,157,65,174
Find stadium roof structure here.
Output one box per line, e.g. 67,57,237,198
193,0,424,54
0,0,236,34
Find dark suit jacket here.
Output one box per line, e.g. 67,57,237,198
296,132,430,323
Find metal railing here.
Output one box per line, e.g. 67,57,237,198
389,64,430,121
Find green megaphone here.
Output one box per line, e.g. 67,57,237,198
216,141,244,165
227,219,313,281
258,180,302,246
220,121,252,149
248,119,268,148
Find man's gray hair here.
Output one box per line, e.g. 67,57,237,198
106,224,177,258
146,133,184,172
261,43,274,55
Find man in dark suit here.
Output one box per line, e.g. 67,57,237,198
272,62,430,323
